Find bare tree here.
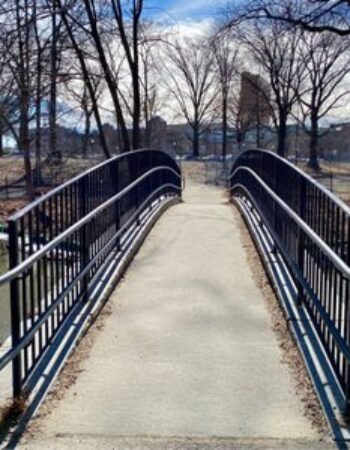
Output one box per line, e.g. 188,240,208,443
111,0,144,149
297,31,350,170
0,76,19,156
238,19,306,156
212,32,239,158
163,39,217,158
234,0,350,36
65,74,105,157
57,0,111,158
67,0,146,152
80,0,130,151
1,0,36,199
139,23,165,148
48,0,62,162
228,90,247,152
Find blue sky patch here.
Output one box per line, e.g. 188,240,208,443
145,0,218,22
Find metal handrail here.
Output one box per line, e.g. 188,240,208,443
0,183,180,373
229,166,350,280
9,149,181,221
234,182,350,366
233,148,350,215
1,149,182,398
0,166,181,287
229,148,350,411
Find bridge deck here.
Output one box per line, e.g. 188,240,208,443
22,168,328,448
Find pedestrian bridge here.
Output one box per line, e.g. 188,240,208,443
0,149,349,448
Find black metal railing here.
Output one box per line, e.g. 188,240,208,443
228,149,350,411
0,149,182,398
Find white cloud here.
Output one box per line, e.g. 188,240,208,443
166,17,215,40
167,0,216,20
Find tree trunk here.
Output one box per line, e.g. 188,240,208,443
111,0,143,150
308,113,320,171
82,110,91,158
58,0,111,159
35,89,42,185
193,125,199,158
222,88,227,159
132,20,141,149
143,62,151,148
144,121,151,148
277,116,287,157
256,122,261,148
17,0,34,200
0,125,3,157
237,133,242,152
33,0,43,185
49,3,61,162
20,90,34,200
84,0,130,152
35,55,43,185
256,91,261,148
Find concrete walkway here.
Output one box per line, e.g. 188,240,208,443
22,168,330,449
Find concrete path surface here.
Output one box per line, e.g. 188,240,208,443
21,166,332,449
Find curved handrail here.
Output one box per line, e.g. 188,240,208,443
0,166,181,286
229,148,350,215
10,149,181,221
228,148,350,407
229,166,350,280
1,148,182,398
0,183,180,373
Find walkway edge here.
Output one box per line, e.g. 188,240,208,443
2,195,181,448
233,195,350,443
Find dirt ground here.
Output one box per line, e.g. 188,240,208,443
0,157,102,223
299,161,350,206
0,157,102,186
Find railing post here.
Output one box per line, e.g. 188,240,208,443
137,181,141,226
345,301,350,416
150,151,153,209
8,219,22,398
273,156,278,236
296,177,306,307
113,159,121,251
344,219,350,416
80,177,89,302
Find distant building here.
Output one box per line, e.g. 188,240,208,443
165,123,192,156
238,72,272,130
29,126,84,157
320,123,350,161
102,123,120,154
147,116,167,149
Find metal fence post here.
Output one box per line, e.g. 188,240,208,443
296,177,306,307
80,177,89,302
114,159,121,251
8,219,22,398
273,157,278,237
345,219,350,416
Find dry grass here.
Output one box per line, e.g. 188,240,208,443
298,161,350,206
0,156,101,187
0,157,102,222
0,199,27,223
39,157,102,186
321,161,350,176
0,158,26,185
0,393,28,438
